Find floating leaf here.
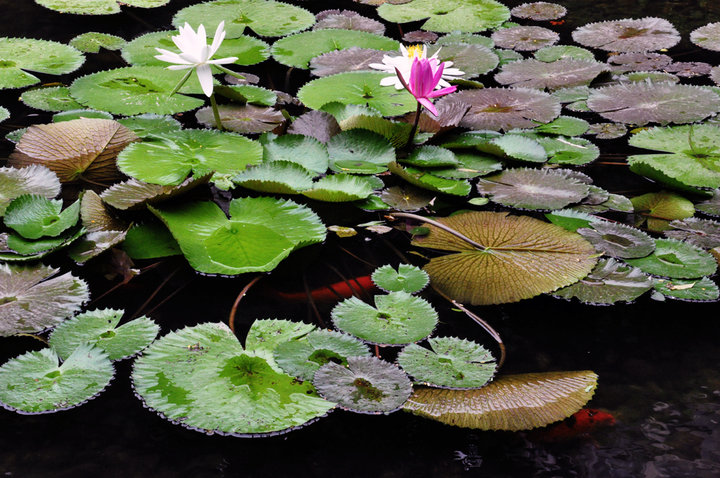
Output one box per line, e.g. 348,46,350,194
535,45,594,62
244,319,317,370
0,38,84,90
371,264,429,294
663,61,711,78
554,258,653,304
303,174,375,202
310,48,388,77
631,191,695,232
0,165,60,217
122,31,269,68
587,83,720,126
116,114,182,138
173,0,316,38
537,136,599,165
545,209,598,231
389,162,472,196
314,356,412,414
100,174,210,211
4,195,79,240
196,104,285,134
69,66,205,116
534,116,590,136
122,222,181,260
404,370,597,430
298,72,416,117
477,134,547,163
35,0,168,14
403,30,439,43
378,185,434,211
477,168,590,210
664,218,720,249
377,0,510,33
0,344,113,414
491,26,559,51
495,59,607,90
696,190,720,217
21,86,84,112
436,88,561,131
625,238,717,279
607,52,672,72
588,123,627,139
117,129,262,187
328,129,395,174
272,29,397,69
402,146,458,168
332,292,438,346
66,190,127,263
412,211,597,305
511,2,566,20
150,197,325,275
0,263,89,337
132,322,333,436
626,124,720,190
315,9,385,35
49,309,158,361
437,32,494,48
427,43,499,78
398,337,495,389
690,22,720,52
287,111,341,143
70,32,126,53
262,133,329,175
234,162,314,195
0,107,7,123
431,152,504,179
9,119,137,183
577,221,655,258
52,109,113,122
653,277,719,301
572,18,680,53
274,330,371,381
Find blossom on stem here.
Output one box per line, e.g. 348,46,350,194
369,44,464,90
154,21,238,97
396,57,457,117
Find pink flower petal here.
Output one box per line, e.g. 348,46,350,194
417,97,438,116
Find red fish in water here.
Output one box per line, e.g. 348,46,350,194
275,275,376,303
529,409,616,443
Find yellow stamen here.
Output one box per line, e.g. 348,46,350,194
406,44,424,59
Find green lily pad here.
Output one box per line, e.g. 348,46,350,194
70,33,126,53
430,152,503,179
377,0,510,33
631,191,695,232
426,43,499,78
49,309,159,361
653,277,719,301
537,136,599,165
412,211,598,305
553,258,653,304
0,38,84,90
404,370,598,430
0,106,7,123
477,168,590,211
215,85,277,106
0,227,84,262
132,322,334,436
122,222,181,260
577,221,655,258
389,162,472,196
4,195,80,240
397,337,496,389
244,319,317,371
150,197,326,275
371,264,429,294
274,330,371,381
545,209,598,232
261,133,329,175
331,292,438,346
625,238,717,279
21,86,84,112
313,356,412,414
36,0,168,14
298,72,416,117
665,218,720,249
117,129,262,187
534,45,594,62
117,114,183,138
234,161,315,195
477,134,548,163
0,165,60,217
122,31,269,68
272,29,397,69
52,110,113,122
0,344,113,414
302,174,375,202
401,146,458,168
627,124,720,190
534,116,590,136
0,263,89,337
173,0,316,38
69,66,205,116
328,129,395,174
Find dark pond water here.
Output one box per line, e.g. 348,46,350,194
1,0,720,477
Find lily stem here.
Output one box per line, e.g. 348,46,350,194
404,102,422,151
388,212,486,251
228,275,263,333
169,69,193,97
210,93,225,131
214,64,246,81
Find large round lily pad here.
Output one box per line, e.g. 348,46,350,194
0,263,89,337
35,0,168,14
691,22,720,52
377,0,510,33
412,211,598,305
572,18,680,53
132,322,334,436
495,59,607,90
0,344,114,414
150,197,326,276
403,370,598,431
0,38,84,90
491,26,559,51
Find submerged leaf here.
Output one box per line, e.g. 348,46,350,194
412,211,597,305
404,370,598,431
553,258,653,304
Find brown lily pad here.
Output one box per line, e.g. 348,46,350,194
572,18,680,53
491,26,559,51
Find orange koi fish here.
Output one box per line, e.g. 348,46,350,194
530,409,616,442
275,275,376,303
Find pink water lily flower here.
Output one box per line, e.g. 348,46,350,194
396,57,457,117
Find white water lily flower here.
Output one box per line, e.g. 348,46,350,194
369,44,464,90
154,21,238,97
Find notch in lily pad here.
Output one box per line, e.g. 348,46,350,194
371,264,429,294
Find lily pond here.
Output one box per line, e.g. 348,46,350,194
2,0,720,475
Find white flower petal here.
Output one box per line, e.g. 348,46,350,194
167,64,194,70
196,63,214,97
155,50,192,65
209,21,226,58
208,56,238,65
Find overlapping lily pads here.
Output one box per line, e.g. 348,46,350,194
0,38,84,89
625,238,717,279
132,322,334,436
0,166,60,216
653,277,719,301
314,9,385,35
665,218,720,249
554,258,653,304
577,221,655,258
35,0,168,15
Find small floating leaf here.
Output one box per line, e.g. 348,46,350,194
607,52,672,72
664,218,720,249
577,221,655,258
653,277,719,301
331,292,438,346
553,258,653,304
122,222,181,260
511,2,566,21
403,370,598,431
100,174,211,211
690,22,720,52
21,86,84,112
302,174,375,202
402,146,458,168
491,26,559,51
534,45,594,62
631,191,695,232
287,111,341,143
4,195,79,240
196,104,285,134
379,185,434,211
49,309,159,361
397,337,496,389
315,9,385,35
70,32,126,53
545,209,598,231
389,162,472,196
0,344,113,414
588,123,627,139
371,264,429,294
314,356,412,414
625,238,717,279
696,190,720,217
